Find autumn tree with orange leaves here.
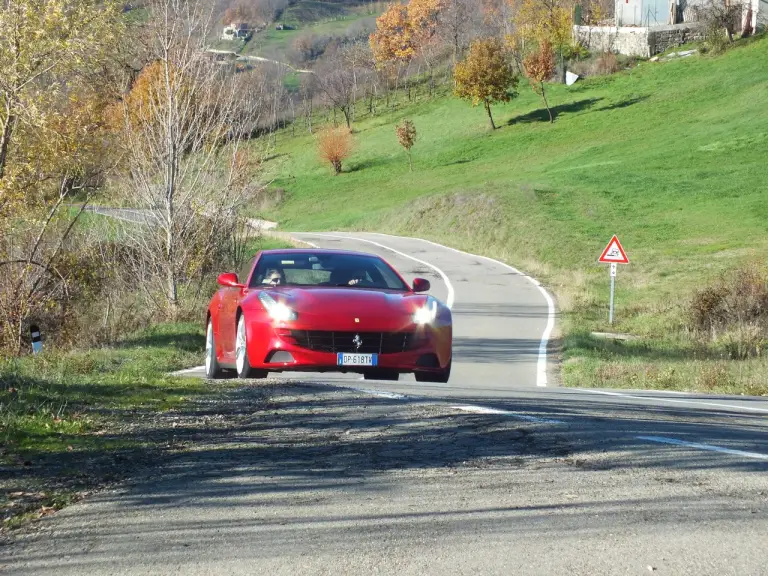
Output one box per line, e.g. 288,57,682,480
369,0,443,67
523,40,556,122
454,38,518,130
506,0,574,83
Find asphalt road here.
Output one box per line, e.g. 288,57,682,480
3,230,767,575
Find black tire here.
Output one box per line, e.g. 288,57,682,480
363,370,400,381
415,359,451,384
235,315,268,380
205,320,225,379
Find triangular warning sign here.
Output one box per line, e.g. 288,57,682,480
598,235,629,264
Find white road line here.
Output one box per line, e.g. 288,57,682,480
294,233,456,309
574,388,768,414
367,232,555,388
451,404,565,424
174,365,205,375
313,382,563,424
636,435,768,461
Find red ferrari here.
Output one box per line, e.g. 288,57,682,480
205,248,452,382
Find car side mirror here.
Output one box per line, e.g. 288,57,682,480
217,273,243,288
412,278,430,293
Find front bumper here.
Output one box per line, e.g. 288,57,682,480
246,320,452,373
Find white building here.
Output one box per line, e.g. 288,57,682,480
615,0,766,32
574,0,766,58
221,22,252,41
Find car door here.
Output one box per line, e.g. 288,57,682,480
217,288,239,361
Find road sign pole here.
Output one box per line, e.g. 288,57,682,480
599,237,628,326
609,264,616,324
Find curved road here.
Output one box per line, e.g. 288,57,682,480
3,230,767,575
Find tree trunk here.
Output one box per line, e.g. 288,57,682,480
484,101,496,130
343,107,351,129
408,151,413,172
333,159,342,175
165,201,178,316
0,107,15,181
541,84,553,123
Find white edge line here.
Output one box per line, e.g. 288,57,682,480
452,404,565,424
366,232,555,388
292,233,455,310
636,435,768,461
311,382,563,424
574,388,768,414
173,365,205,375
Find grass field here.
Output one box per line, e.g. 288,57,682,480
257,36,768,394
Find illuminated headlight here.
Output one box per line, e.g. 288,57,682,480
259,292,298,322
413,296,438,325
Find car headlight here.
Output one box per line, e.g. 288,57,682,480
413,296,438,325
259,292,298,322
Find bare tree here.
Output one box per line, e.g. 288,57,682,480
439,0,474,64
117,0,269,316
314,55,356,128
341,41,375,115
693,0,746,47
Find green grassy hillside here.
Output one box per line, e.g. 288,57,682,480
259,37,768,394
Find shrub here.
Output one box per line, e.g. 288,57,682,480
395,119,417,171
568,52,622,77
596,51,620,75
317,126,353,175
690,266,768,358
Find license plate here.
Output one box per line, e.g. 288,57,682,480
337,353,377,366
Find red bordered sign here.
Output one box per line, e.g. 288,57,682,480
598,235,629,264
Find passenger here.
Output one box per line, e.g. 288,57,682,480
331,268,367,286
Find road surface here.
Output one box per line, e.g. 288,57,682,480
2,231,767,575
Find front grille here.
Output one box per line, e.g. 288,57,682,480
290,330,418,354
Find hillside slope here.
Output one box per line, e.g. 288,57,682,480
261,37,768,393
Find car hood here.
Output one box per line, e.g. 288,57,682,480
279,287,425,315
243,286,430,318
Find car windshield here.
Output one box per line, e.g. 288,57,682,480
248,252,409,291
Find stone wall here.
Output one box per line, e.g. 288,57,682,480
648,24,704,54
574,23,704,58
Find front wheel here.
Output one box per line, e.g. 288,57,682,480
415,359,451,384
205,320,225,379
235,315,268,380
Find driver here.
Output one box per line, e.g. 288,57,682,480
262,268,285,286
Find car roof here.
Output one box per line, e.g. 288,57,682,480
258,248,383,258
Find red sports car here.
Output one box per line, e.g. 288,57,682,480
205,248,452,382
